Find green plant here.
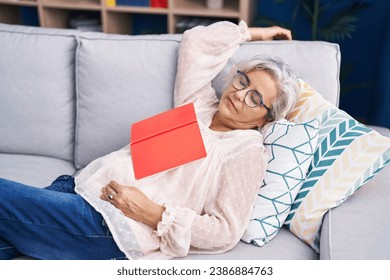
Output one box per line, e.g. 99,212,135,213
255,0,370,41
253,0,371,97
293,0,370,41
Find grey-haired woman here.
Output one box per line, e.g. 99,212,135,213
0,21,298,260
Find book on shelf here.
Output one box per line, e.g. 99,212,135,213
107,0,168,8
151,0,168,8
106,0,116,7
116,0,149,6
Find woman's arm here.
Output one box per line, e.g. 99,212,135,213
174,21,292,108
174,21,251,108
101,144,267,257
160,145,268,256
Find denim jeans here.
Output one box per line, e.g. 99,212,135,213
0,175,127,260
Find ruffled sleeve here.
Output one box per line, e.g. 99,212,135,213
154,204,197,257
174,21,251,109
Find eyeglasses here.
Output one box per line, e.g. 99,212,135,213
232,70,273,121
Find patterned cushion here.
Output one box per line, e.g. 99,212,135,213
242,119,319,246
284,80,390,253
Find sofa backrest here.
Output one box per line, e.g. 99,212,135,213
0,23,340,169
0,23,78,162
74,32,340,168
75,33,179,168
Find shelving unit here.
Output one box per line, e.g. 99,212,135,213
0,0,37,25
0,0,257,34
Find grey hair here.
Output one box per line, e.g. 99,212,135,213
223,54,299,125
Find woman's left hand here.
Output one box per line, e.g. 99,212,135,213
100,181,164,230
248,26,292,41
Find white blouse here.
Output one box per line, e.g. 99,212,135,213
75,21,268,260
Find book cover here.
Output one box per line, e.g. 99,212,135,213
130,103,207,179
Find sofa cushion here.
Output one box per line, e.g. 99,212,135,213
75,34,180,168
213,40,340,106
0,153,76,188
285,81,390,253
181,227,318,260
242,119,319,246
0,24,77,162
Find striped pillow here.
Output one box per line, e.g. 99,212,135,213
285,80,390,253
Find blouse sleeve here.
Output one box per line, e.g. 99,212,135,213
174,21,251,108
155,143,268,257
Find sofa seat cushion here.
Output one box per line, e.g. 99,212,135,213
0,153,76,188
180,227,318,260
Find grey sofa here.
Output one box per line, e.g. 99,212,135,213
0,22,389,260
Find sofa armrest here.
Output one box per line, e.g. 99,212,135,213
320,164,390,259
367,125,390,137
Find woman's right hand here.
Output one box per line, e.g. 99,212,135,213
248,26,292,41
100,181,164,230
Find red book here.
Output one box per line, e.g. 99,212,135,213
150,0,168,8
130,103,207,179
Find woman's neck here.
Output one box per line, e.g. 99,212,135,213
209,113,234,132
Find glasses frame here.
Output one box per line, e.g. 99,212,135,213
232,70,273,121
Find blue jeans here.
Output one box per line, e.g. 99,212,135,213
0,175,127,260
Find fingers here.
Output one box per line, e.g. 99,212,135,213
266,26,292,40
274,27,292,40
108,180,121,193
100,181,120,202
100,185,111,201
248,26,292,41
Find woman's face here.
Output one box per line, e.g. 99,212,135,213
217,69,279,130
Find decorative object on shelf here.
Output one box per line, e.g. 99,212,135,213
69,16,102,32
206,0,224,9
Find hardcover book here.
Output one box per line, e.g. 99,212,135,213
130,103,207,179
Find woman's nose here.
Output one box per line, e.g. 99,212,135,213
234,89,246,102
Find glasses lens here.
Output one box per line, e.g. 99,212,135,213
233,72,248,90
245,90,262,108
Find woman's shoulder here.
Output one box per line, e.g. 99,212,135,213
194,101,218,126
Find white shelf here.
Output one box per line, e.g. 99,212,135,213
0,0,256,34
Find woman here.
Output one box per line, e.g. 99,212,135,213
0,21,298,260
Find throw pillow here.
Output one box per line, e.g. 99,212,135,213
242,119,319,246
284,80,390,253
